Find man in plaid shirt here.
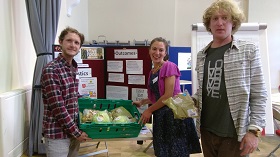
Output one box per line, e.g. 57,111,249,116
41,27,90,157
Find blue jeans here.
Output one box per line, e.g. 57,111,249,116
45,137,80,157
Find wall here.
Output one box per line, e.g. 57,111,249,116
56,0,89,44
248,0,280,89
0,0,257,94
87,0,176,45
87,0,248,46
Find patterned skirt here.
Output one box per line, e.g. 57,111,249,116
152,106,201,157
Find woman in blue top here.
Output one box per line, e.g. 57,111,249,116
134,37,201,157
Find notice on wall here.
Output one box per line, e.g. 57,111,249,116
114,49,138,59
131,88,148,113
106,85,128,100
53,45,82,63
128,75,145,85
79,77,97,98
108,73,124,83
178,53,191,71
78,64,89,68
107,60,123,72
80,47,104,60
126,60,143,74
78,68,92,77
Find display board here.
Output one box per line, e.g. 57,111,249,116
105,46,152,100
191,23,274,134
52,45,152,100
169,46,192,95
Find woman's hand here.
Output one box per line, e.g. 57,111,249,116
139,109,152,125
133,101,142,108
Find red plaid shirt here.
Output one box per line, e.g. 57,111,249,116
41,54,82,139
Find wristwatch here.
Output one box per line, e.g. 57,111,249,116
248,130,262,137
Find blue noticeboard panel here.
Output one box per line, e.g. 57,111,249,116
168,46,192,95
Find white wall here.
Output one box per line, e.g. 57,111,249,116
248,0,280,89
56,0,89,44
1,0,279,91
87,0,247,46
88,0,175,44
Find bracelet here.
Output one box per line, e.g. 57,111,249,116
248,130,261,137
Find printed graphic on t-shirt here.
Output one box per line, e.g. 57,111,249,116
206,59,223,98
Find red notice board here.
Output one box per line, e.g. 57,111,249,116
105,46,152,100
82,59,106,98
52,45,152,100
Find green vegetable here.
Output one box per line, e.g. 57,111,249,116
111,106,133,119
112,115,130,123
92,110,112,123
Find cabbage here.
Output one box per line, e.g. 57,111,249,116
92,110,112,123
112,115,130,123
81,109,99,123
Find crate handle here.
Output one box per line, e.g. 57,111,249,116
134,112,140,120
99,128,102,132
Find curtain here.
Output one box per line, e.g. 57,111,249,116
25,0,61,156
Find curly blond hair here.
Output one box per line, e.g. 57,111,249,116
202,0,245,34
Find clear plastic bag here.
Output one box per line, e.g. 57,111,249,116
163,93,198,119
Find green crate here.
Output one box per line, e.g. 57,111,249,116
78,98,142,139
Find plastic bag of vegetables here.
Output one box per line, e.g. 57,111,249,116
92,110,112,123
112,115,131,123
110,106,133,119
81,109,99,123
163,93,198,119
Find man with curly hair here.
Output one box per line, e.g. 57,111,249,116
192,0,268,156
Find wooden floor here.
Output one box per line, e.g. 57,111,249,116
22,135,280,157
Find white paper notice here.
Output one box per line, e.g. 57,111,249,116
128,75,145,85
78,68,92,77
74,49,83,63
106,85,128,100
178,53,192,71
107,60,123,72
114,49,138,59
108,73,124,83
54,49,82,63
78,64,89,68
79,77,97,98
126,60,143,74
131,88,148,113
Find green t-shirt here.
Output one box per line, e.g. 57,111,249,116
201,42,237,138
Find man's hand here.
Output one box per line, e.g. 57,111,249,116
76,132,91,142
191,97,199,108
240,132,259,156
